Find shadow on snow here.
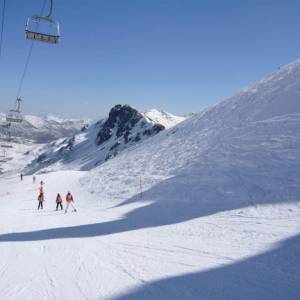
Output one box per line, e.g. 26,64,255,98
0,161,299,242
110,234,300,300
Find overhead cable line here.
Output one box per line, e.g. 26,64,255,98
16,0,47,98
0,0,6,58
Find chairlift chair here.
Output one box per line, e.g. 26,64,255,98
1,144,13,149
25,16,60,44
3,138,12,143
25,0,60,44
6,110,23,123
0,144,13,159
6,98,23,123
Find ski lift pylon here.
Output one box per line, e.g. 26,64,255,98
25,0,60,44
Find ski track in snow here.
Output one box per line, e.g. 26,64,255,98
0,172,299,299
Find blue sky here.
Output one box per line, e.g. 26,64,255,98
0,0,299,119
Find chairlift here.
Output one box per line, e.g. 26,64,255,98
0,157,12,162
25,0,60,44
1,144,13,149
6,98,23,123
0,144,13,159
1,122,11,129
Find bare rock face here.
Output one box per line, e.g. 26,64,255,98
95,105,164,147
96,105,143,145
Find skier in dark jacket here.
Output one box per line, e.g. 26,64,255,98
56,193,63,211
38,193,44,210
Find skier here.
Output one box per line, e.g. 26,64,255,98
38,179,44,192
65,192,77,213
56,193,63,211
20,174,23,181
33,175,36,184
39,185,44,194
38,192,44,210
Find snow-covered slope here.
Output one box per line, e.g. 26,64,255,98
25,105,185,173
76,59,300,299
83,58,300,210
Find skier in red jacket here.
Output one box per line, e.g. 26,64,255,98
65,192,77,213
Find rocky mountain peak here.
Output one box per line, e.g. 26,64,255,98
24,104,184,173
95,104,158,146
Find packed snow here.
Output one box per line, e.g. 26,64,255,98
0,59,300,299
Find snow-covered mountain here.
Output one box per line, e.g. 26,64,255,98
24,105,185,173
0,114,90,175
0,113,89,143
82,59,300,209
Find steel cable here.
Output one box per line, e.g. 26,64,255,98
0,0,6,58
16,0,48,98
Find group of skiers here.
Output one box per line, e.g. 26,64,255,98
36,179,77,213
20,174,77,213
37,189,77,213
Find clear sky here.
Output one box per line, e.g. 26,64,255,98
0,0,299,119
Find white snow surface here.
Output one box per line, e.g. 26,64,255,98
143,109,185,128
0,59,300,299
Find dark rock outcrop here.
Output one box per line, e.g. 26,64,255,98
95,105,145,146
25,104,172,174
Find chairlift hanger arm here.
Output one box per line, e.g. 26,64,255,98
31,0,53,21
46,0,53,18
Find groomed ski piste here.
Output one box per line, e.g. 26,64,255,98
0,59,300,299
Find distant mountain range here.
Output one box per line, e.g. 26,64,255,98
0,113,89,143
24,105,185,174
